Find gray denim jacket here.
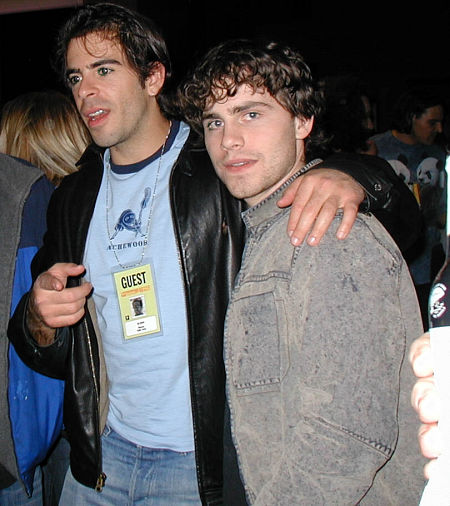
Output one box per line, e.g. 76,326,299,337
224,172,425,505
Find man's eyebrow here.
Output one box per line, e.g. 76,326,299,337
232,101,272,112
202,112,218,121
65,58,122,77
202,101,271,120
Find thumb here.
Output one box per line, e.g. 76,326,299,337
37,271,66,292
277,177,302,208
38,263,86,292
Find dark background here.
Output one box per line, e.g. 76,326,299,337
0,0,449,131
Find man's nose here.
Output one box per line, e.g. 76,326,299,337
76,74,98,100
221,124,244,150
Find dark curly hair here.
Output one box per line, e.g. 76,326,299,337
178,38,330,160
390,87,443,134
53,2,172,112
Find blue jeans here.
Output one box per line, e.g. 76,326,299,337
59,427,201,505
0,467,42,506
41,434,70,505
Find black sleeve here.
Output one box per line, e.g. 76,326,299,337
316,152,423,255
8,293,70,380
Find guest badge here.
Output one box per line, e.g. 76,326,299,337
113,263,161,340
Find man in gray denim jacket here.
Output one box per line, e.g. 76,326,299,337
181,39,425,504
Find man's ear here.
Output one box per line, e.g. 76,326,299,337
294,116,314,140
145,62,166,96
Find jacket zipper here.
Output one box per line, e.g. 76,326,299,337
78,152,106,491
82,316,106,492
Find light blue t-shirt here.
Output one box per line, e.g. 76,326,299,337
83,121,194,450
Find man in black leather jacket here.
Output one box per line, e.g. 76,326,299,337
9,3,420,504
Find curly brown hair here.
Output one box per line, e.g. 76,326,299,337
178,39,330,160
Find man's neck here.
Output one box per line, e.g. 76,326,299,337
244,157,306,208
392,129,418,146
110,108,171,166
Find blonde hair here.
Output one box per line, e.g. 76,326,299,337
0,91,91,185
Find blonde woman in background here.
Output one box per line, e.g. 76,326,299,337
0,90,91,185
0,90,90,506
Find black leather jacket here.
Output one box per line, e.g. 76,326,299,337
8,132,420,504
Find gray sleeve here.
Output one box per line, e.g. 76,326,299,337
361,259,426,505
258,216,425,504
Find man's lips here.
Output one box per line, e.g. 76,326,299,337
223,159,256,171
83,107,109,127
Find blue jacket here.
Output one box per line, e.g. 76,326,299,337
0,154,63,496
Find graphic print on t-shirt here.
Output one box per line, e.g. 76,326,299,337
110,187,151,239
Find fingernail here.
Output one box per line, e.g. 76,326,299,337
337,231,345,240
288,230,293,237
308,236,316,245
291,236,300,246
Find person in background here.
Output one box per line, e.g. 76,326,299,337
370,88,446,328
0,153,55,504
410,332,442,478
319,73,376,155
0,90,91,185
0,91,91,505
8,4,423,504
318,74,423,256
180,37,425,504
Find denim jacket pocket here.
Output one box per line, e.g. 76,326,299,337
228,290,290,396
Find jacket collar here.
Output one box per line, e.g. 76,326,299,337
242,159,322,231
